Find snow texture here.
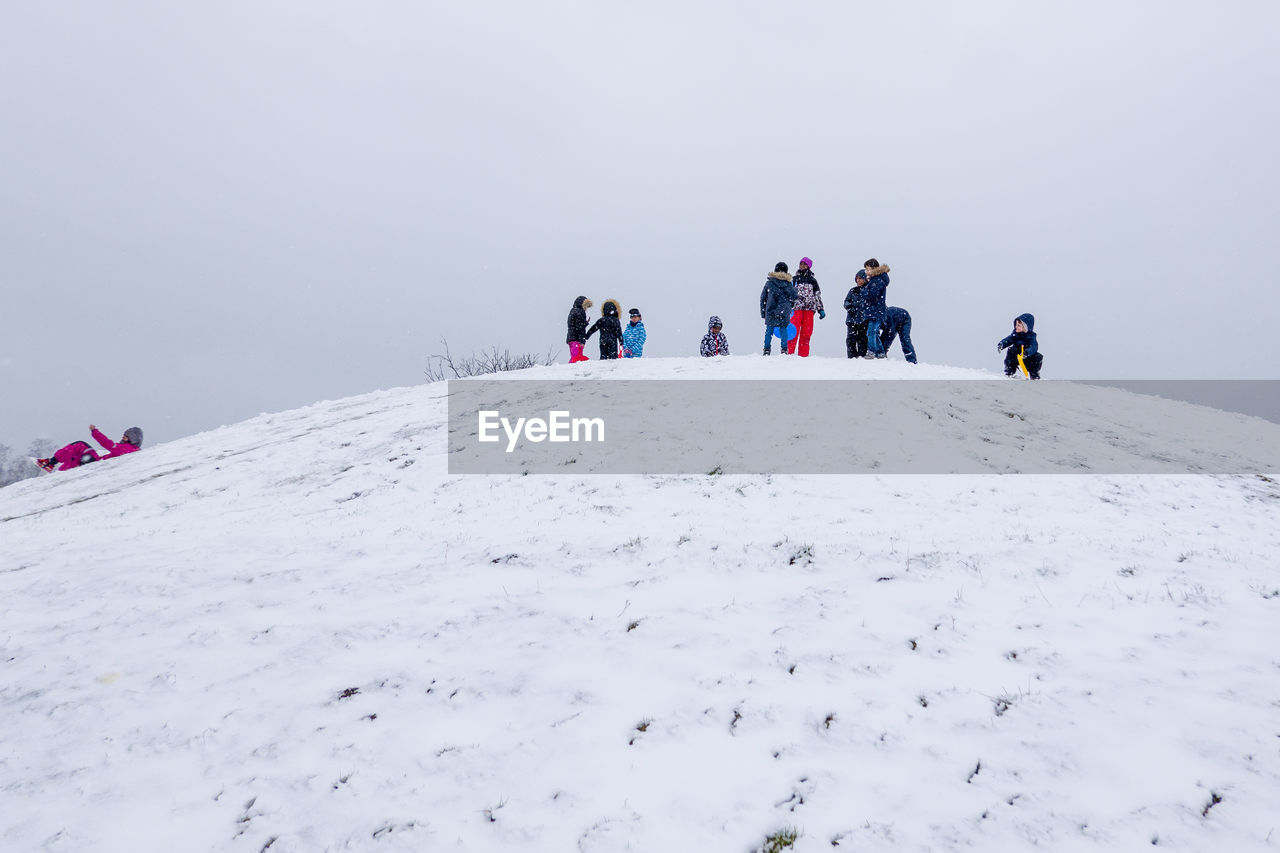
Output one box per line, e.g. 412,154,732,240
3,356,1279,852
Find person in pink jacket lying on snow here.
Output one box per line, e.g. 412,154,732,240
35,425,144,472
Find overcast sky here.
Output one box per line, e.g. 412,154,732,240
3,1,1278,450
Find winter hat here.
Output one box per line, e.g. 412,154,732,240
774,261,789,273
799,257,813,269
855,269,867,282
123,427,143,448
628,308,641,317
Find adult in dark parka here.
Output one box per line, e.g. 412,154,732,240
861,259,890,358
760,262,798,355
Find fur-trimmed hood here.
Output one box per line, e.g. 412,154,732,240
573,295,593,310
767,271,793,283
866,265,890,277
602,299,621,318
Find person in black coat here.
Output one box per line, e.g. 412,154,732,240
843,270,869,359
566,296,594,363
586,298,625,359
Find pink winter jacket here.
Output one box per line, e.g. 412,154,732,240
92,427,140,459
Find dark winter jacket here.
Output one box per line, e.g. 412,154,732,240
760,272,798,329
861,265,890,324
586,299,625,358
791,268,824,313
566,296,592,345
844,284,867,325
998,313,1039,357
700,316,729,356
883,306,911,336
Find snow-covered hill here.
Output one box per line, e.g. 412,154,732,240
3,357,1279,853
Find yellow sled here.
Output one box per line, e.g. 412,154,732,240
1016,346,1030,378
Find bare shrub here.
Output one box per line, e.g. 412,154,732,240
424,339,557,381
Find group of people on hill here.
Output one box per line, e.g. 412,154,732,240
760,256,917,363
566,297,647,362
566,255,1043,378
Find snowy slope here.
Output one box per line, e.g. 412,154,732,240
3,357,1279,853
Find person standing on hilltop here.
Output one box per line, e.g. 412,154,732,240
843,269,870,359
622,308,646,357
787,256,825,357
566,295,594,363
861,258,890,359
760,261,798,356
586,299,626,360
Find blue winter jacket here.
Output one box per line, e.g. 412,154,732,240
622,320,646,357
998,313,1039,356
861,265,890,324
883,306,911,335
760,272,798,328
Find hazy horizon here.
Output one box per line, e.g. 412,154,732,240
4,1,1278,449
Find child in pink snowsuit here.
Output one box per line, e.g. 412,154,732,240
37,425,143,472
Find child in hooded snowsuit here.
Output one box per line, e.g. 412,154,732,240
700,316,729,356
843,270,870,359
36,425,143,472
997,313,1043,379
760,262,798,355
586,299,625,359
566,296,594,363
880,306,917,363
622,308,646,357
787,257,825,357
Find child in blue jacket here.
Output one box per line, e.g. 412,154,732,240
997,313,1043,379
622,308,646,357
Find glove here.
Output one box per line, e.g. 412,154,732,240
818,310,826,319
997,342,1006,352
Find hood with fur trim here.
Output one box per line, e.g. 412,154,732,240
602,299,621,318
